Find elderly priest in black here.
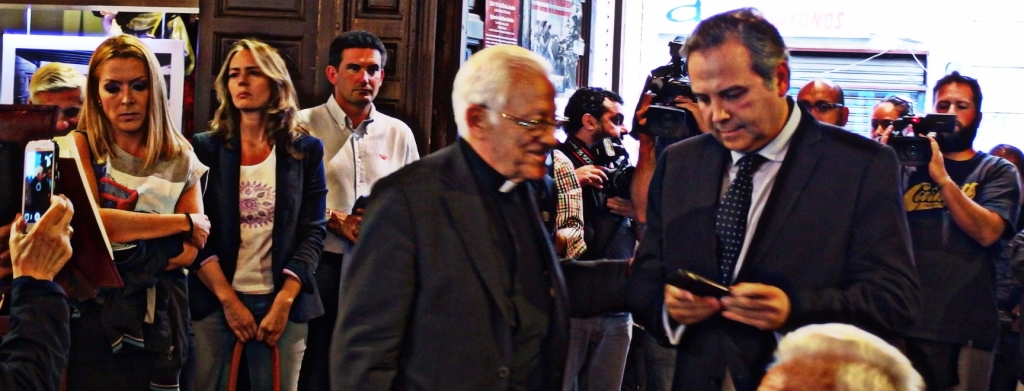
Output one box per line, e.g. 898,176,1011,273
330,45,629,391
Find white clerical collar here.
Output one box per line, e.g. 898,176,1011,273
499,180,519,193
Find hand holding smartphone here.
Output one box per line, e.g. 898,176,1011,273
666,269,730,298
22,140,57,232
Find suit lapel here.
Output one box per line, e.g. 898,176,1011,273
220,137,243,264
699,142,730,274
740,115,823,275
272,141,300,268
440,145,515,323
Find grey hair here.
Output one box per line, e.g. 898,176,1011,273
451,45,552,137
29,62,85,103
771,323,924,391
684,7,789,86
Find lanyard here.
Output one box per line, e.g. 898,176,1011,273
565,137,596,166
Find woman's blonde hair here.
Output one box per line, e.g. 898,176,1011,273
78,34,190,168
209,38,306,158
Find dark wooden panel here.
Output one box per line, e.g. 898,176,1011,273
428,0,463,152
382,41,399,80
373,99,398,117
219,0,304,19
355,0,401,19
212,34,306,80
366,0,397,11
196,0,324,132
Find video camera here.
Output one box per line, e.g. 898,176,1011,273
640,54,703,140
591,137,635,201
886,113,956,166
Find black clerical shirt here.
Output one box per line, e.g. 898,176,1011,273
459,139,553,391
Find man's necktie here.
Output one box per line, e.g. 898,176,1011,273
715,153,768,285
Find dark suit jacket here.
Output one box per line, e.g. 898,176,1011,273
189,132,328,322
626,107,920,391
331,143,628,391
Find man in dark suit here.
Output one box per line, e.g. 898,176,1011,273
625,8,920,391
331,44,628,390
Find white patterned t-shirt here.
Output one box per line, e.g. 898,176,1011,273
232,146,276,294
98,143,208,251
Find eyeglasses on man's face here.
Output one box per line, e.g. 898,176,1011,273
481,105,563,132
798,100,844,113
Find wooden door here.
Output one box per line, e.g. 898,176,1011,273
196,0,327,126
196,0,462,154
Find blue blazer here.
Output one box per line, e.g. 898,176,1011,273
189,131,328,323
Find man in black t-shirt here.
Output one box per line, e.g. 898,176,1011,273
899,72,1021,391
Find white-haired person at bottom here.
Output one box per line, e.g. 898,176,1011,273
0,195,74,391
758,323,924,391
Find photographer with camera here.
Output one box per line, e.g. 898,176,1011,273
872,96,913,142
554,86,635,391
892,72,1021,391
631,38,709,229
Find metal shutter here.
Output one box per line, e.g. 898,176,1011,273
788,52,927,138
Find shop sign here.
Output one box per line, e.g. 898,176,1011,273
484,0,521,47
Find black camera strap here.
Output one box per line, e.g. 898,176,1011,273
565,137,596,167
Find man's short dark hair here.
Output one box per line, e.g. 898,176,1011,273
933,71,982,112
683,8,789,85
879,96,913,118
563,87,624,135
329,30,387,68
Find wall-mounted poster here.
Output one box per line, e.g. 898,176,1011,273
1,34,186,132
526,0,583,94
484,0,521,47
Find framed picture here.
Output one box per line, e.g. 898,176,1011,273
1,34,186,132
523,0,584,95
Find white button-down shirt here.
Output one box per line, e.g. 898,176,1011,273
298,96,420,254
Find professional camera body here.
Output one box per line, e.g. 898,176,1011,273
642,55,703,140
591,137,635,200
886,113,957,166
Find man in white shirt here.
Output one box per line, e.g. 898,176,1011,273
625,8,919,391
296,30,419,391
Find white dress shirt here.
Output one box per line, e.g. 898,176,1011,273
298,96,420,254
663,103,802,345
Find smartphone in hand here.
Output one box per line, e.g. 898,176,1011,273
22,140,56,231
666,269,730,298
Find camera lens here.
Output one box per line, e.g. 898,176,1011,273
648,107,690,138
905,143,922,159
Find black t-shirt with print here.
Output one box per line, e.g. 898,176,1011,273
903,152,1021,349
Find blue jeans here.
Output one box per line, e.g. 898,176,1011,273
193,293,308,391
563,313,633,391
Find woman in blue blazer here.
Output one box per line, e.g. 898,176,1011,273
189,38,327,391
